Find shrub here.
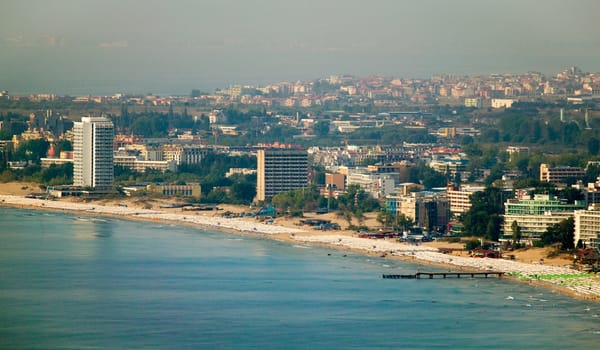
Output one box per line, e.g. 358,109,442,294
465,239,482,251
447,237,461,243
532,240,545,248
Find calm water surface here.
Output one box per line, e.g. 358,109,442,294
1,207,599,349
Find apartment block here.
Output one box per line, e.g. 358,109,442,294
574,207,600,249
447,185,485,216
256,147,308,201
540,163,585,183
162,144,212,165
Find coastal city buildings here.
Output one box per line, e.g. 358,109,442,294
539,163,586,183
2,66,599,113
325,173,346,192
385,190,449,232
256,145,308,202
447,185,485,217
2,66,600,242
574,207,600,249
113,152,176,173
502,194,586,240
161,144,211,166
72,116,114,189
346,169,396,200
146,183,201,198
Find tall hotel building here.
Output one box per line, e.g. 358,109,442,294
73,116,114,189
256,146,308,201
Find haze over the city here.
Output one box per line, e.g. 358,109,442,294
1,0,599,96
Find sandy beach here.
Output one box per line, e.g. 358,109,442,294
1,187,599,302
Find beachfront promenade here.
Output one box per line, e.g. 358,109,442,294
2,195,600,300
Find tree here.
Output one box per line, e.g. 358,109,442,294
313,120,330,136
486,215,502,242
560,187,584,204
271,185,321,212
14,139,50,163
465,239,482,251
376,211,387,226
41,163,73,185
462,186,504,241
410,162,447,189
485,164,504,186
230,180,256,204
335,184,380,213
130,114,169,137
342,210,353,228
588,137,600,155
396,213,413,232
55,139,72,153
511,220,522,245
541,217,574,250
559,217,575,250
0,129,12,140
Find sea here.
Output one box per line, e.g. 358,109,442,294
1,206,599,349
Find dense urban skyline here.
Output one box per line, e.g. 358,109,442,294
1,0,600,95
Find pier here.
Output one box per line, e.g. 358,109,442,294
382,271,504,279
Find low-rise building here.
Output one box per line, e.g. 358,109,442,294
146,183,201,198
464,98,482,108
491,98,516,108
346,169,395,199
506,146,530,162
325,173,346,191
447,185,485,216
429,156,467,177
540,163,585,183
226,168,257,177
162,144,212,165
114,154,177,173
40,157,74,168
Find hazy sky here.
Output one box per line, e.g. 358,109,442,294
1,0,600,95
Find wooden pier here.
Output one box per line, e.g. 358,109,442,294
382,271,504,279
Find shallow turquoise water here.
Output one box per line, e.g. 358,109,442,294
1,207,599,349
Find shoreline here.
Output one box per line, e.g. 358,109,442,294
2,194,599,303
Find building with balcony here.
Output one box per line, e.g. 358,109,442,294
73,116,114,189
346,169,395,200
503,194,586,240
447,185,485,216
256,147,308,201
162,144,212,165
113,154,176,173
146,183,201,198
574,207,600,249
540,163,585,183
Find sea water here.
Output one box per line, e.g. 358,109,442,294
1,207,599,349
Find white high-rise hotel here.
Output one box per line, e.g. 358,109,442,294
73,116,114,188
